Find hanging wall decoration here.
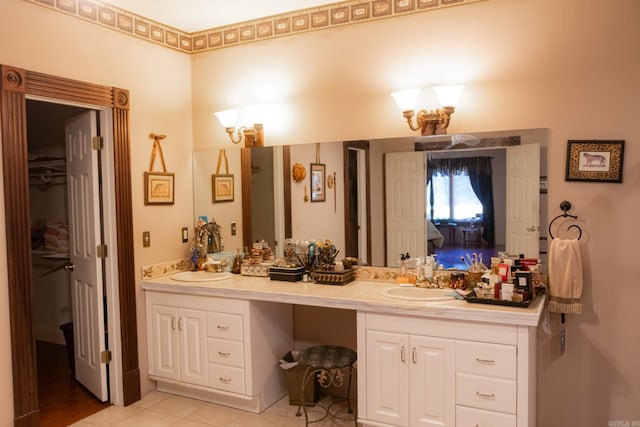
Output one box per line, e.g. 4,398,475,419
145,133,175,205
310,143,326,202
565,140,625,183
212,149,234,202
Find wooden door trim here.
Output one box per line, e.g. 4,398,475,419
1,64,140,426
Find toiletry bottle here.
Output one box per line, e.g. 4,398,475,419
397,253,409,284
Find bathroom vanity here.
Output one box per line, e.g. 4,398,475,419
142,272,544,426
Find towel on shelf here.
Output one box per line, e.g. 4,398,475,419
548,238,583,314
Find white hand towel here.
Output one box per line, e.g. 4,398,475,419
548,238,583,314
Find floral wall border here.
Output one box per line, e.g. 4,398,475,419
25,0,485,54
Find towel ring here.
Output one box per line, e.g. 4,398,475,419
548,200,582,240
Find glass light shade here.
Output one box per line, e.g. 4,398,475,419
433,85,464,107
214,108,240,128
391,89,420,111
245,104,268,124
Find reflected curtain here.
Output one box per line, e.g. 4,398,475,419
428,157,495,245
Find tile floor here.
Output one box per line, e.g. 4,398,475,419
71,391,358,427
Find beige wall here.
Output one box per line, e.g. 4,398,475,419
0,0,639,425
0,0,194,422
191,0,640,425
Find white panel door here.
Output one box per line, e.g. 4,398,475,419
385,151,426,266
410,336,455,427
506,144,540,258
179,308,208,386
66,111,108,401
366,330,409,426
150,304,180,381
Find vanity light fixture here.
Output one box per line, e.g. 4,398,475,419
391,85,464,136
214,107,264,147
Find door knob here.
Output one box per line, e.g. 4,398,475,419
64,263,75,272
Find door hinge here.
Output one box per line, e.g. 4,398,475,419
97,244,108,258
92,136,104,151
101,350,112,364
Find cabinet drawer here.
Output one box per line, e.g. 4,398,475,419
207,338,244,368
456,341,516,380
456,373,516,414
456,405,516,427
207,312,243,341
208,364,245,394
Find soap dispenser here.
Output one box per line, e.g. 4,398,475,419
396,253,410,284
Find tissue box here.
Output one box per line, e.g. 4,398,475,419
209,251,241,272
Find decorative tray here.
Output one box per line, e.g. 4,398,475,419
313,269,355,285
464,289,544,308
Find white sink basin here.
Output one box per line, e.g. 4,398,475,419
380,286,455,301
170,271,233,282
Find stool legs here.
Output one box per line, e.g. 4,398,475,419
296,366,356,426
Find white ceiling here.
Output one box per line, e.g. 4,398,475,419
104,0,339,32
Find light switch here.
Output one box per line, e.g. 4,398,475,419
142,231,151,247
231,222,237,236
182,227,189,242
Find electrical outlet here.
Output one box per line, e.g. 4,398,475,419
142,231,151,247
182,227,189,242
231,222,237,236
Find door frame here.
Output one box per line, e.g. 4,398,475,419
1,65,140,426
343,141,371,265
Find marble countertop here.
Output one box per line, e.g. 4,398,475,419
142,273,546,327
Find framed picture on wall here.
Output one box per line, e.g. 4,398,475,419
310,163,326,202
565,140,625,183
212,174,234,202
144,171,175,205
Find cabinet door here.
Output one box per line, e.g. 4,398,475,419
150,305,180,381
410,335,455,427
179,308,208,386
366,330,409,426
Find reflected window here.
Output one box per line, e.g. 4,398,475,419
427,172,483,221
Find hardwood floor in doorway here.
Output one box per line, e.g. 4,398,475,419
37,340,110,427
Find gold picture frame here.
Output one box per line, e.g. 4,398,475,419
212,174,234,202
144,171,175,205
310,163,326,202
565,140,625,183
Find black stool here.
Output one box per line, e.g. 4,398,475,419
296,345,357,426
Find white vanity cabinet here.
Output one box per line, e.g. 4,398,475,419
146,291,293,413
358,312,536,427
365,329,455,426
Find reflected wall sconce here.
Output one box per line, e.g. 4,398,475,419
391,85,464,136
214,106,264,147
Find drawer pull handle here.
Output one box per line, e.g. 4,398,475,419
475,358,496,365
400,346,406,363
217,325,230,331
476,391,496,400
218,351,230,357
219,377,232,384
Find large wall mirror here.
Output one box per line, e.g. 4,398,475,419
192,128,547,268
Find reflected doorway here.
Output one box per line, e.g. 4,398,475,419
343,141,371,265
